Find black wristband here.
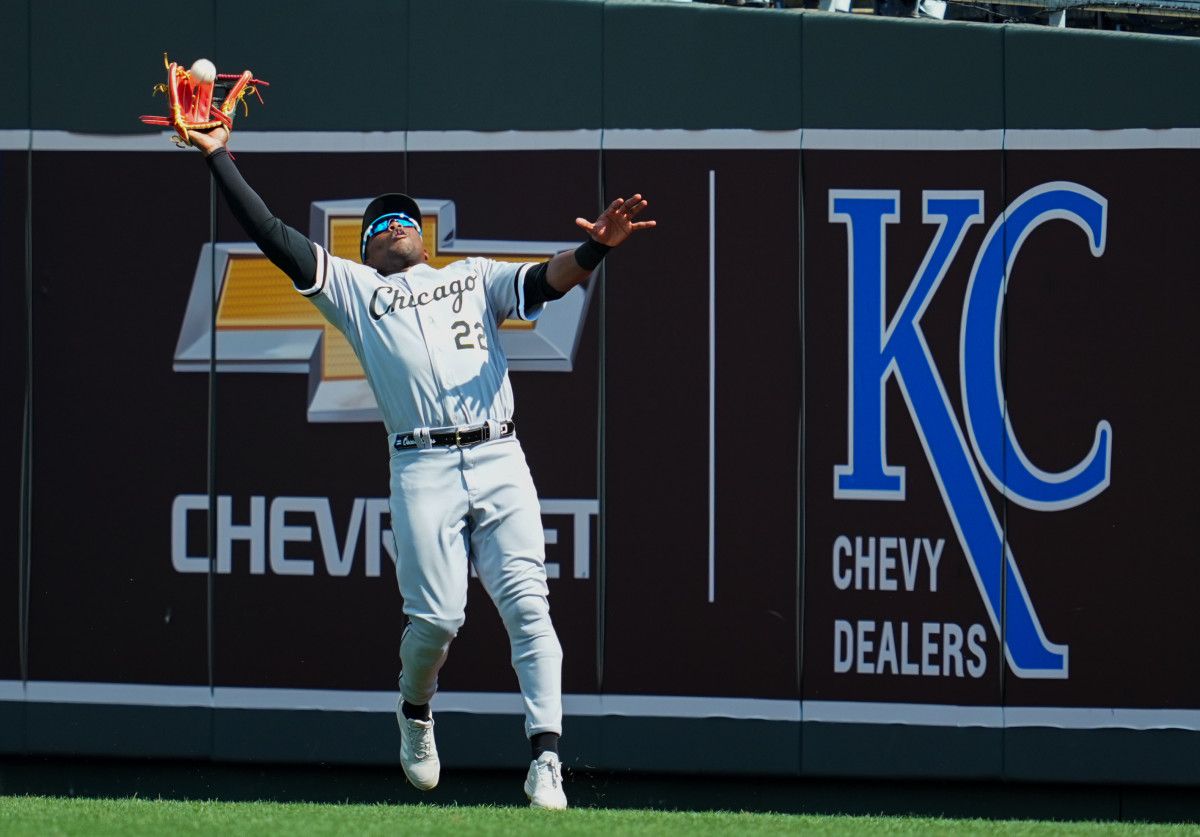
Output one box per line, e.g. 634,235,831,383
574,238,611,272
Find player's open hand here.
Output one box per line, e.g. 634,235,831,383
576,195,657,247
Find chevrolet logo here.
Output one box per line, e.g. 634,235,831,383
174,198,592,422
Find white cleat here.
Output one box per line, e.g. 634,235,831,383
397,710,440,791
524,751,567,810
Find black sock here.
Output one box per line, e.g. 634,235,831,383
531,732,560,759
401,701,430,721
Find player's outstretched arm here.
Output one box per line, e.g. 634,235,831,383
189,127,319,291
545,195,657,294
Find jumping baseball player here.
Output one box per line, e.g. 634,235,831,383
187,126,654,809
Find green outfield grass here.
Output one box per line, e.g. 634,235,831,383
0,796,1193,837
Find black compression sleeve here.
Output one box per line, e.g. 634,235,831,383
522,261,566,307
204,148,318,290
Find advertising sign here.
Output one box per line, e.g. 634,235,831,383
802,140,1200,717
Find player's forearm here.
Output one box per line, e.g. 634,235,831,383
545,250,589,293
204,148,318,290
545,239,611,293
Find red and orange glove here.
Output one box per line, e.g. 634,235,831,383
140,54,268,146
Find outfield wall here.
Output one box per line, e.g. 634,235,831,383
2,0,1200,788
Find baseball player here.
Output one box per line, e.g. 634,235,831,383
187,126,654,809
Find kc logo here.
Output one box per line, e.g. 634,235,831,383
830,183,1112,679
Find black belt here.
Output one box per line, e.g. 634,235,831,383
394,420,515,450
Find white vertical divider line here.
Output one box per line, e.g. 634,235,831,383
708,169,717,604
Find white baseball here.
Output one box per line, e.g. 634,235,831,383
189,58,217,85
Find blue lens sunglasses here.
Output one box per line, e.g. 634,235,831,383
361,212,422,260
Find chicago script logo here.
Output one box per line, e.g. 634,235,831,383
830,182,1112,679
367,274,478,320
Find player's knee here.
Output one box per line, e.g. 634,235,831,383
498,594,555,637
402,614,461,652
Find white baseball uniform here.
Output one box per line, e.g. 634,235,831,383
303,246,564,739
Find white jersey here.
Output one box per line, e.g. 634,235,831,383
303,247,545,435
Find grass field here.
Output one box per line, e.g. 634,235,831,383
0,797,1195,837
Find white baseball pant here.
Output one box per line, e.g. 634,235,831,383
387,435,563,738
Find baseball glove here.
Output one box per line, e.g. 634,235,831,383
140,54,268,146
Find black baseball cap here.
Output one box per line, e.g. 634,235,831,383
360,193,423,261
